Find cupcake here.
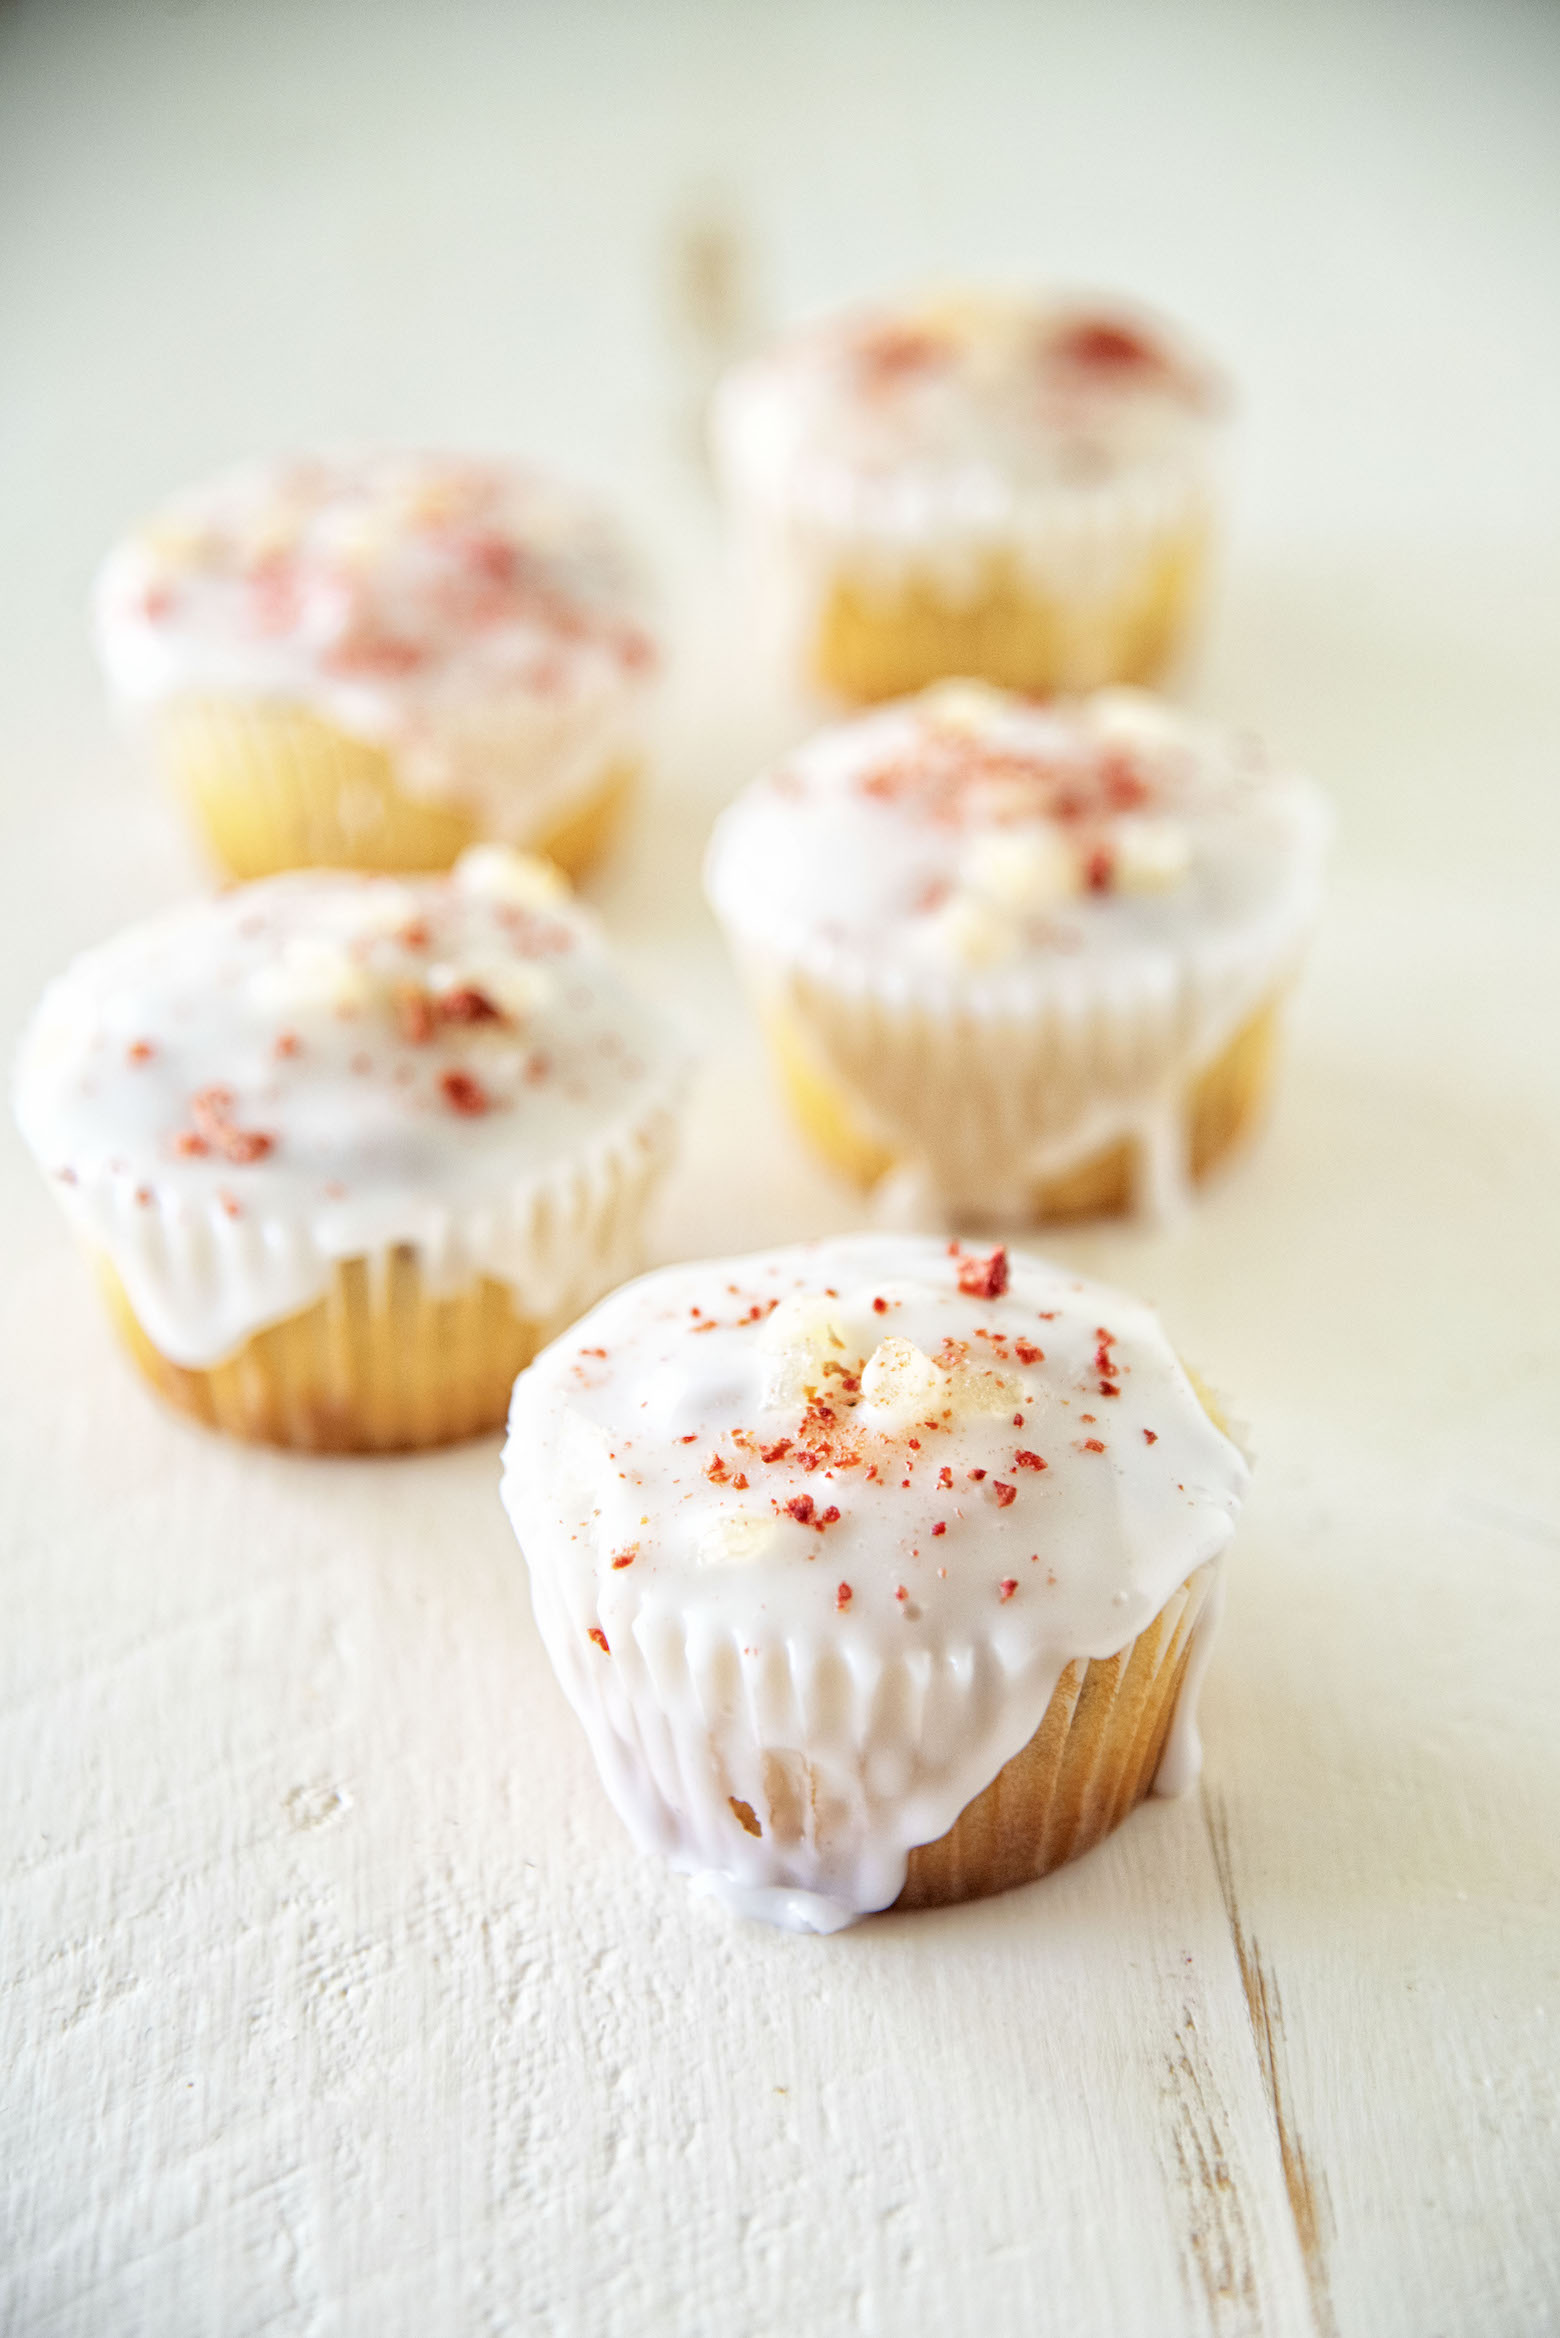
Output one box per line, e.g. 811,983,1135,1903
711,289,1228,704
14,848,684,1450
705,682,1329,1223
501,1233,1246,1931
94,451,658,880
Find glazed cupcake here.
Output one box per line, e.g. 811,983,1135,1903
705,682,1329,1223
502,1233,1246,1931
14,848,683,1450
94,451,657,880
711,289,1228,704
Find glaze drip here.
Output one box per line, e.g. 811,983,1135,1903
501,1233,1248,1931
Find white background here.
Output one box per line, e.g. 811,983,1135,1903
2,4,1558,2333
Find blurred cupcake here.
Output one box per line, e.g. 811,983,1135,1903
711,289,1228,704
94,451,658,879
502,1232,1247,1931
14,848,684,1450
705,682,1328,1223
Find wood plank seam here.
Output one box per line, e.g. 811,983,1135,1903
1204,1786,1340,2338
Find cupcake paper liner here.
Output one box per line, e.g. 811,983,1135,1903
149,696,640,881
64,1099,679,1449
530,1553,1218,1927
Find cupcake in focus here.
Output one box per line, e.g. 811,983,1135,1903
94,451,658,879
502,1232,1247,1932
711,290,1228,704
13,848,684,1450
705,682,1329,1224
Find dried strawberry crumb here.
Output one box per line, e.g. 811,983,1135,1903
938,1467,953,1489
1061,318,1160,372
610,1548,637,1570
993,1481,1017,1507
222,1128,273,1164
1085,847,1115,893
1014,1340,1043,1365
895,1585,908,1603
440,985,505,1025
761,1439,793,1464
785,1495,815,1525
706,1454,729,1482
274,1031,302,1059
968,1468,986,1483
587,1626,610,1653
836,1583,852,1610
1143,1428,1159,1445
998,1578,1018,1603
173,1131,209,1157
932,1521,946,1538
956,1246,1009,1300
1099,1382,1120,1398
1015,1451,1047,1472
731,1473,749,1491
1013,1412,1024,1428
817,1505,841,1529
126,1039,155,1065
396,986,436,1044
1083,1438,1106,1454
440,1068,490,1116
872,1295,889,1314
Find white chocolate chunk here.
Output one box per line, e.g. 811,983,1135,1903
921,678,1010,736
920,892,1023,968
858,1335,945,1426
456,844,571,910
1084,687,1188,754
248,936,375,1016
1112,816,1192,892
961,823,1080,909
696,1509,783,1568
761,1294,862,1406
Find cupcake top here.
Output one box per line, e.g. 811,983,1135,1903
705,682,1328,995
94,451,657,824
712,291,1226,532
14,848,683,1364
502,1232,1246,1931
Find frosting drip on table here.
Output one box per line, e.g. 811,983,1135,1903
502,1233,1248,1932
14,849,684,1365
94,451,657,832
705,683,1330,1217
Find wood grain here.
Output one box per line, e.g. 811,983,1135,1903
4,4,1560,2333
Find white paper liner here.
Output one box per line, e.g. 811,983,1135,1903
140,678,650,850
54,1095,681,1369
717,430,1223,693
724,890,1315,1220
526,1542,1220,1932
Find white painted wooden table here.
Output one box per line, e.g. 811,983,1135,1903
3,5,1558,2332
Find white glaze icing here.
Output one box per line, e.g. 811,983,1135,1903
93,451,658,840
711,291,1228,667
13,849,685,1365
704,683,1330,1218
501,1233,1247,1933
